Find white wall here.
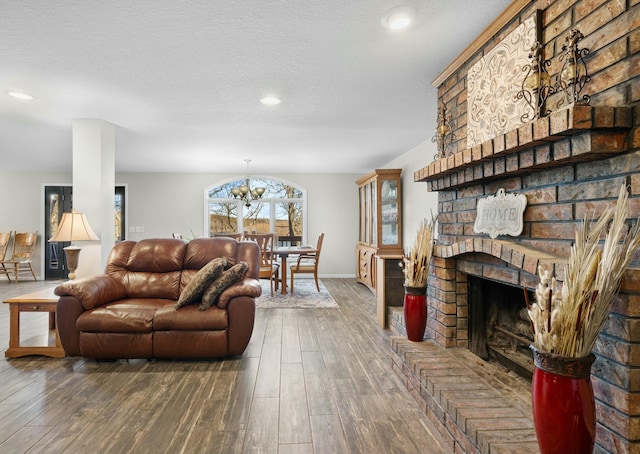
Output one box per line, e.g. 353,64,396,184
384,138,440,251
0,147,438,280
0,170,72,279
117,172,360,277
0,170,359,279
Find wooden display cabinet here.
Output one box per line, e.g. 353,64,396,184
355,169,403,293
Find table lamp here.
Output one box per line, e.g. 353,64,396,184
49,210,99,279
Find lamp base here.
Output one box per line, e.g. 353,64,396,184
63,246,81,280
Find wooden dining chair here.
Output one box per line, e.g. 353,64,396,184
244,232,279,296
0,231,12,281
1,231,38,281
290,233,324,293
211,232,244,241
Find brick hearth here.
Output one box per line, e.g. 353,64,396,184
390,336,537,454
388,308,537,453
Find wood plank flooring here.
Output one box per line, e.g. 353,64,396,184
0,278,447,453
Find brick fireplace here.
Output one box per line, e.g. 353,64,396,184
394,105,639,453
390,1,640,452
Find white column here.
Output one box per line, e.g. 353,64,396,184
72,119,115,277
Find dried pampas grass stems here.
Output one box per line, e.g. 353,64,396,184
403,217,435,288
528,185,640,358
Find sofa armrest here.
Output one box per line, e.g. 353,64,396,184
225,296,256,356
217,278,262,308
55,275,128,310
56,295,85,356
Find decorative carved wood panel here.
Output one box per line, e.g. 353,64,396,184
467,13,538,148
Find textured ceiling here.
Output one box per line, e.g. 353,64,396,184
0,0,512,174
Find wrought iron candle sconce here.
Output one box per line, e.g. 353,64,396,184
432,103,455,160
516,41,555,122
516,29,591,122
556,29,591,106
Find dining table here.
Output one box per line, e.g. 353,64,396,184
271,246,318,295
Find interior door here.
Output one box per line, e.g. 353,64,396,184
115,186,126,242
44,185,126,279
44,186,72,280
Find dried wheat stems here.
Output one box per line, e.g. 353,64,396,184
528,185,640,358
403,217,435,288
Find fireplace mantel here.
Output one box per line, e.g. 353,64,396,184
434,237,567,288
415,105,632,191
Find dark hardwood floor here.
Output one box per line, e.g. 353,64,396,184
0,278,447,453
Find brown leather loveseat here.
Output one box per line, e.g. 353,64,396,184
54,237,261,359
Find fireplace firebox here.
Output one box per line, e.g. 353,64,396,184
468,275,534,379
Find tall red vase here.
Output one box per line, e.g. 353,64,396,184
403,286,426,342
531,346,596,454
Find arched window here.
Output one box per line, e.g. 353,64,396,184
204,176,306,246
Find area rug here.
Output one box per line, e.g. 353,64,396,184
256,279,339,309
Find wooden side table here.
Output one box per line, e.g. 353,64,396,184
3,287,65,358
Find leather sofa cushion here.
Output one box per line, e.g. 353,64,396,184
124,238,186,272
123,271,182,299
106,239,187,300
183,238,238,270
77,298,229,333
77,298,169,333
80,333,153,359
154,304,228,331
154,331,227,358
181,237,261,281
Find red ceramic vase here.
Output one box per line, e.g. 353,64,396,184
403,286,427,342
531,346,596,454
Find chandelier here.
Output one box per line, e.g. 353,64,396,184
231,159,265,207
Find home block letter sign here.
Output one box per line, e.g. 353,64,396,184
474,189,527,239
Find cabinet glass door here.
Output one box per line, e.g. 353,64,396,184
370,181,377,245
364,184,370,244
380,179,398,246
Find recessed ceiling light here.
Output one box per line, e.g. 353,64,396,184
381,6,417,30
260,96,281,106
7,91,34,100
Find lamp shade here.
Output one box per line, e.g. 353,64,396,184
49,211,100,242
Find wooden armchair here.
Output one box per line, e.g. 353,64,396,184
1,231,38,281
290,233,324,293
0,231,12,281
244,233,279,296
